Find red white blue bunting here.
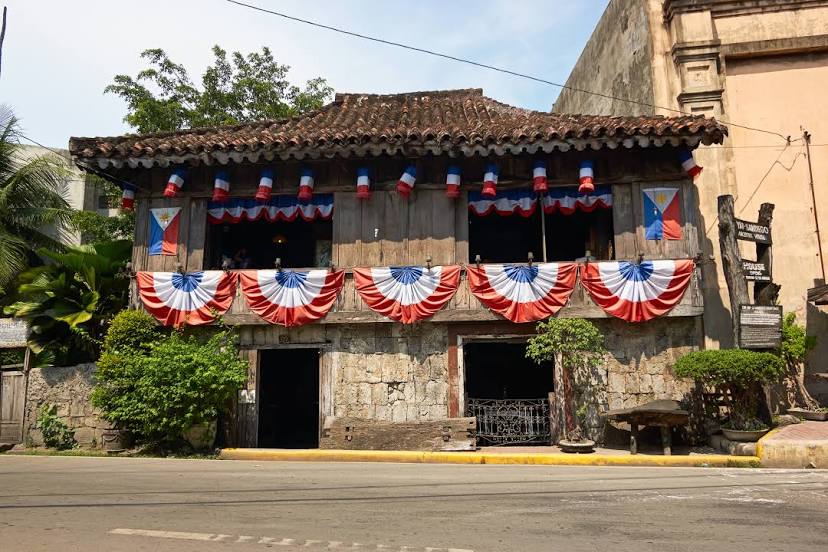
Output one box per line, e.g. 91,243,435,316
446,166,461,198
580,260,694,322
353,265,461,323
212,170,230,202
482,163,499,197
207,195,334,224
532,160,548,193
298,167,315,201
466,263,577,323
397,166,416,198
163,168,186,198
136,270,237,327
255,169,274,202
356,167,371,200
240,269,344,327
542,185,612,214
469,187,612,217
579,160,595,194
121,183,136,211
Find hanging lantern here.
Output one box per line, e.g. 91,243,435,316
482,163,498,197
255,168,274,202
396,165,416,198
356,167,371,200
532,159,548,193
446,166,461,199
121,184,136,211
578,160,595,194
298,167,314,201
212,170,230,202
678,148,703,178
163,168,186,198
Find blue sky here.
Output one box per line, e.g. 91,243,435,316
0,0,608,148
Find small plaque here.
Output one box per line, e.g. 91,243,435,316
741,259,771,282
738,305,782,349
735,218,771,244
0,319,29,349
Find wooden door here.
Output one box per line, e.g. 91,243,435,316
0,370,25,444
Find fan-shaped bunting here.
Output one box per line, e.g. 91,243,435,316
240,269,344,327
136,271,237,327
353,266,461,323
580,260,695,322
466,263,577,323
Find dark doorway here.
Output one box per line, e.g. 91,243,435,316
463,341,554,446
464,342,553,400
258,348,320,448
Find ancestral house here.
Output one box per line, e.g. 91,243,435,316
69,89,726,448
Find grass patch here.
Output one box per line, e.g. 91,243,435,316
2,448,218,460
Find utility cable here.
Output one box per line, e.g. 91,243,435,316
223,0,792,143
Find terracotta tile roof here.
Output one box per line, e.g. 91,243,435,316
69,89,727,168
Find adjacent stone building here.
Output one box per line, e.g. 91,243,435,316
69,89,726,447
554,0,828,399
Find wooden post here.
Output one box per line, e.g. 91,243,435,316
630,423,639,455
660,426,672,456
754,203,780,306
718,195,750,342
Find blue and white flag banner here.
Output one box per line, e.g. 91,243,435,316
469,186,612,217
207,194,333,224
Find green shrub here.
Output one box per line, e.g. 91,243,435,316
37,404,75,450
780,313,816,365
675,349,784,430
92,326,247,443
102,309,160,354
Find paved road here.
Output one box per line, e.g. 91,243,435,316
1,456,827,552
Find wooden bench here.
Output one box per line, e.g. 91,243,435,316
603,400,689,455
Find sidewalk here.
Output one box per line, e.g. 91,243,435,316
757,421,828,468
220,446,759,467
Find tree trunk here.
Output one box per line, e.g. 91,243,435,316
718,195,750,343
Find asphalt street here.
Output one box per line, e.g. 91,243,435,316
1,455,827,552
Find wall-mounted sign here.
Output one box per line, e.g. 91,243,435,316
738,305,782,349
0,319,29,349
741,259,771,282
735,218,771,244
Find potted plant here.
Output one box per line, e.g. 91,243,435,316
778,314,825,420
526,318,605,453
675,349,785,442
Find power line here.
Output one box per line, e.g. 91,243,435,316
223,0,791,143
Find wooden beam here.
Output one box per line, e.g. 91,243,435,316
717,195,749,342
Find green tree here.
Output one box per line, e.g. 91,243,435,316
4,240,132,364
69,175,135,242
105,46,334,134
0,107,71,291
526,318,605,441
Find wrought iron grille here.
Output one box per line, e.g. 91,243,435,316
466,398,550,446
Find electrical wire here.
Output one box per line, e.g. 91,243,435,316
223,0,792,143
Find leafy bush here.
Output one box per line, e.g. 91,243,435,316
102,309,160,353
675,349,784,430
92,319,247,443
780,313,816,365
37,404,75,450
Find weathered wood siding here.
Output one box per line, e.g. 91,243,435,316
129,152,705,321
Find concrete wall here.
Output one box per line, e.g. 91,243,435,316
24,364,107,448
552,0,655,115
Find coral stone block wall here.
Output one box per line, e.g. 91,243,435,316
330,324,449,422
24,363,106,448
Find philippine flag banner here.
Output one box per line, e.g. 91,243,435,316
643,187,682,240
136,271,237,327
240,269,344,327
580,260,695,322
466,263,577,323
149,207,181,256
354,265,461,323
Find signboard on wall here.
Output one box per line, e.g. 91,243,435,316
735,218,772,244
0,319,29,349
738,305,782,349
741,259,771,282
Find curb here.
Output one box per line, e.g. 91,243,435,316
219,448,760,468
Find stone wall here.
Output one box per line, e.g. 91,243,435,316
24,363,106,448
331,323,449,422
552,0,655,115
